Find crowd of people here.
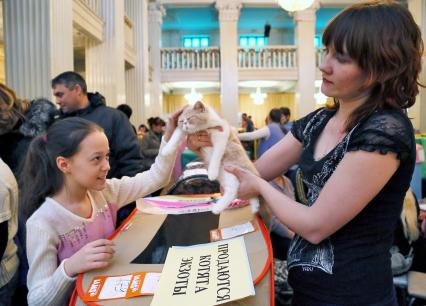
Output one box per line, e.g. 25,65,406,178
0,1,425,306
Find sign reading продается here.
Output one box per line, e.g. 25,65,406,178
151,237,255,306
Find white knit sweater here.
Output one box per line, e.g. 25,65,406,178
26,141,176,306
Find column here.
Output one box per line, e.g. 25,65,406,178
293,1,319,118
216,0,242,127
3,0,73,99
85,0,126,107
125,0,150,126
148,1,165,118
408,0,426,131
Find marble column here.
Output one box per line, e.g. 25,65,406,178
216,0,242,127
3,0,73,99
408,0,426,131
125,0,150,126
148,1,165,118
85,0,126,107
293,1,319,118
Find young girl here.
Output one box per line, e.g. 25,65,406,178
20,112,181,306
191,1,423,305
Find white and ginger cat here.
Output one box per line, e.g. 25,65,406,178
162,101,260,214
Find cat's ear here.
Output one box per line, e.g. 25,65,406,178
193,101,206,112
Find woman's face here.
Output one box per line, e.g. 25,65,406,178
319,46,371,104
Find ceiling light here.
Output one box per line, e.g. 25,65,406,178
277,0,314,12
185,88,203,105
251,88,267,105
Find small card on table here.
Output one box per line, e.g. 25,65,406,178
210,221,256,242
83,272,160,302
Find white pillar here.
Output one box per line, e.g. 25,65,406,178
3,0,73,99
408,0,426,132
148,1,165,118
294,2,319,118
125,0,150,126
216,0,242,127
85,0,126,107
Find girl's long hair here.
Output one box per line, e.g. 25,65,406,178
20,117,102,218
322,1,424,131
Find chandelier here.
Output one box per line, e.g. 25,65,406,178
250,88,267,105
185,88,203,105
277,0,314,12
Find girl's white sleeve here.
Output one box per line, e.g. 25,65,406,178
238,126,270,141
26,221,76,306
103,139,177,208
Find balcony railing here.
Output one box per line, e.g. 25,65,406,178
316,47,325,67
161,46,324,71
238,46,297,69
161,47,220,70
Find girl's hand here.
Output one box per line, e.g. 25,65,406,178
187,131,212,155
224,165,262,199
163,107,186,142
64,239,115,277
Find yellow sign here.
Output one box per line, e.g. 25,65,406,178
151,237,255,306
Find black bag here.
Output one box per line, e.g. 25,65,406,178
166,161,220,195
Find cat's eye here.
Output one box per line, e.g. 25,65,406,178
186,115,198,121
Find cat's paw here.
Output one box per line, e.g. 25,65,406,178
250,198,260,213
211,205,222,215
212,198,229,215
208,167,219,181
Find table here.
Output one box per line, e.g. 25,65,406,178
70,204,274,306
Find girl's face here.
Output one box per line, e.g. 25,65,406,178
319,46,371,104
67,131,110,191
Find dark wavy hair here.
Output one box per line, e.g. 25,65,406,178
322,0,424,131
0,83,29,135
20,117,103,218
147,116,166,129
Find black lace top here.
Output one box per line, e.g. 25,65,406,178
287,108,415,305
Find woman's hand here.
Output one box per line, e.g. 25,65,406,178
187,131,212,155
163,107,186,142
224,165,263,199
64,239,115,277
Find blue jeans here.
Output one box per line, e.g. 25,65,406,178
291,289,398,306
0,270,18,306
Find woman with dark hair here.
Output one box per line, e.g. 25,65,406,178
238,108,285,158
140,117,166,170
192,1,423,305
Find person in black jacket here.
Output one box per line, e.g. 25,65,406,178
52,72,145,226
51,71,144,180
117,104,137,135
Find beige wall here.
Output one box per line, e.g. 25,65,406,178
163,92,296,128
0,43,5,84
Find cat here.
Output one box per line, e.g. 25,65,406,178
161,101,260,214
